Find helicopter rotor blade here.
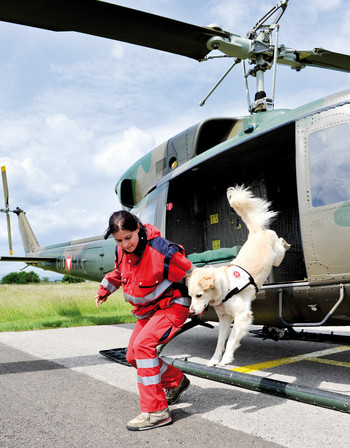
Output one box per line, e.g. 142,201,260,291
293,48,350,73
1,166,9,210
6,212,13,255
1,166,13,255
0,0,232,61
2,1,349,73
276,47,350,73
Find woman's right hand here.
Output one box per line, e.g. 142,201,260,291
95,295,107,309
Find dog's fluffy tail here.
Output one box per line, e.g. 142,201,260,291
227,185,277,233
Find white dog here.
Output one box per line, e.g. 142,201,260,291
187,186,290,366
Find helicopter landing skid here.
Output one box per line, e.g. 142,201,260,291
250,325,350,344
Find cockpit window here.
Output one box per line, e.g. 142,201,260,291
138,201,157,226
309,123,350,207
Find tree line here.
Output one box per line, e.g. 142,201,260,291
1,271,85,284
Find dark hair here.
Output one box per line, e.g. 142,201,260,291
104,211,142,240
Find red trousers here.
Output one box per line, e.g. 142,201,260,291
126,303,189,413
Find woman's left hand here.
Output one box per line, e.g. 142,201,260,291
95,295,107,308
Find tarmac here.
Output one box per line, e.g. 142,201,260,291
0,323,349,448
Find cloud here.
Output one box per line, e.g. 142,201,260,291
110,42,125,60
93,126,155,176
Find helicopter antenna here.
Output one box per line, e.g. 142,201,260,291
1,166,13,255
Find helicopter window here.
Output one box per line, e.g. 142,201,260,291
309,123,350,207
119,178,134,208
138,201,157,226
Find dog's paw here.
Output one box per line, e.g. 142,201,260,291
218,354,234,366
207,357,221,367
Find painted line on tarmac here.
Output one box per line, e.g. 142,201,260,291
232,346,350,373
305,357,350,368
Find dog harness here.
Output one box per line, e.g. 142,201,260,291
222,264,259,302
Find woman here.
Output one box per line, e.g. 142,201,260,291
95,211,194,431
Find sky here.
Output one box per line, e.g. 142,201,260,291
0,0,349,280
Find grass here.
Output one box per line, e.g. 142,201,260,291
0,282,136,332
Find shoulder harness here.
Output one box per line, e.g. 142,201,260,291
147,237,184,279
112,236,185,282
222,264,259,303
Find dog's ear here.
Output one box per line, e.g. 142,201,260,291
273,237,291,267
281,238,291,250
198,275,214,291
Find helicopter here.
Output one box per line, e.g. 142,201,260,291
1,0,350,336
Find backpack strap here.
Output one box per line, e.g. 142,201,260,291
147,237,184,279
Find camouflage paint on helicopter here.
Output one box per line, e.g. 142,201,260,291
115,98,324,211
334,203,350,226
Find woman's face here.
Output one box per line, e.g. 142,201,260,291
113,224,140,253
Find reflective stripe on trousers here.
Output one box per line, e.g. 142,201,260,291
136,357,168,385
126,304,189,413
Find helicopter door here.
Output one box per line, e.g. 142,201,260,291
296,103,350,285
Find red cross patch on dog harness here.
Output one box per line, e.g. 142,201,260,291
222,264,258,302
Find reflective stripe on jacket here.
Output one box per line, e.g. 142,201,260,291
97,223,193,317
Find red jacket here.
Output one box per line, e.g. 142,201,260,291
97,224,194,319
